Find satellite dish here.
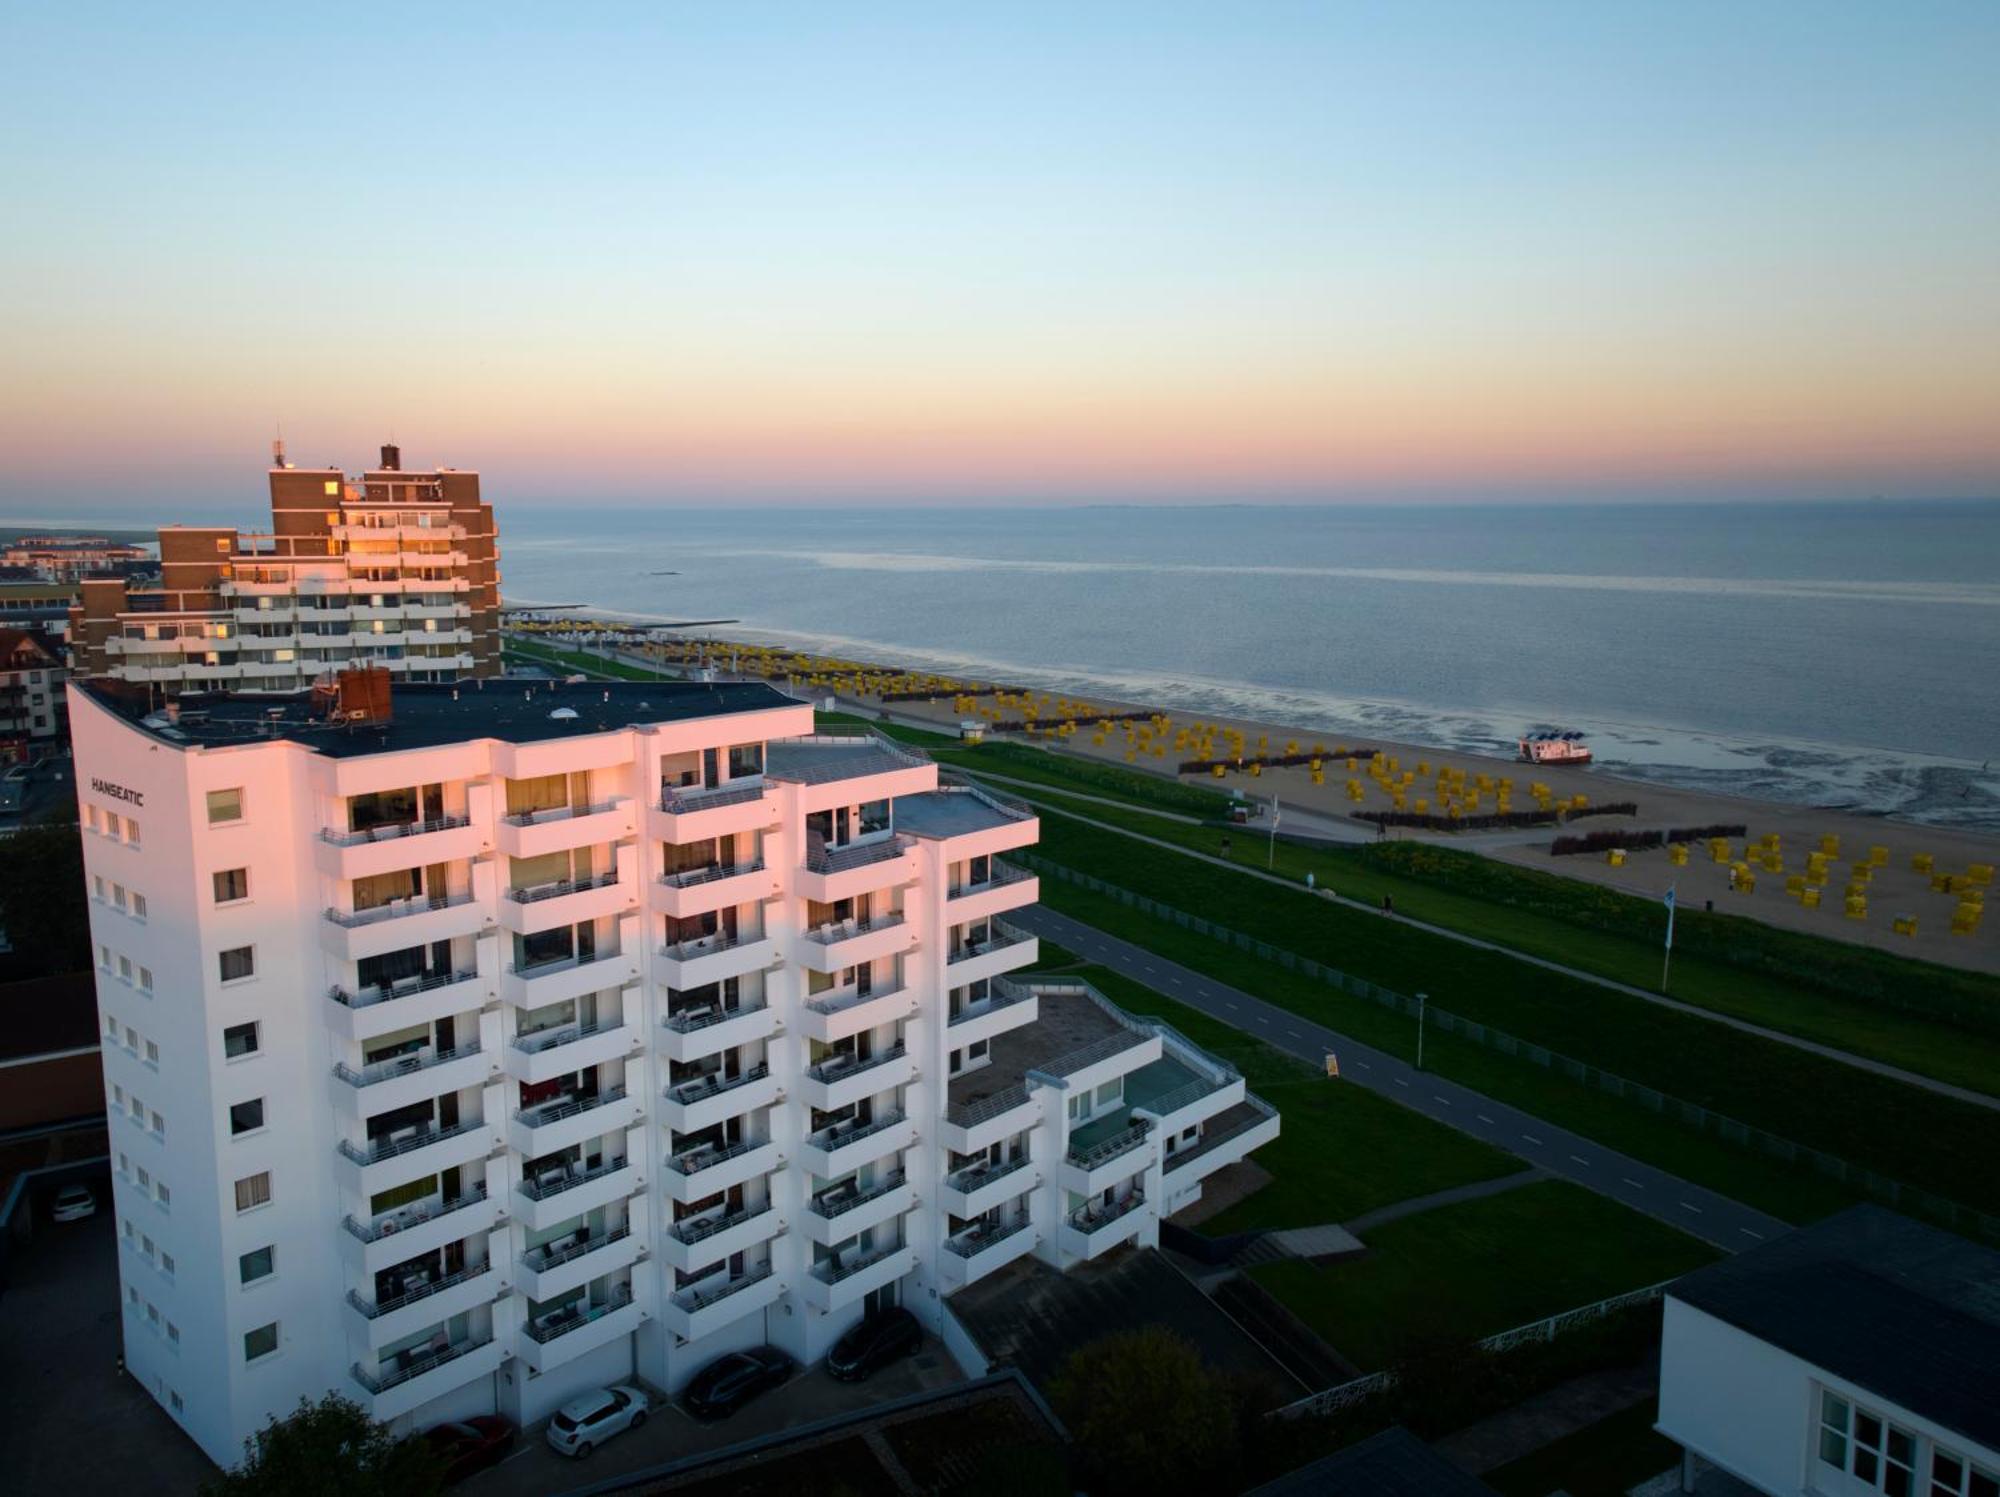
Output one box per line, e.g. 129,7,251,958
549,707,579,720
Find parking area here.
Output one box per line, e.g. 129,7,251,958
461,1340,966,1497
0,1209,214,1495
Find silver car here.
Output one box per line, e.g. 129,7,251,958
545,1384,649,1458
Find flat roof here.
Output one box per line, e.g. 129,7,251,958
765,735,923,785
1669,1205,2000,1452
75,677,802,759
946,986,1145,1116
1247,1427,1499,1497
892,788,1020,839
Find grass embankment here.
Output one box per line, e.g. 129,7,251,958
1484,1400,1679,1497
1250,1180,1719,1372
1028,817,2000,1223
504,637,677,681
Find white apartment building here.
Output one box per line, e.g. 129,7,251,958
72,673,1277,1467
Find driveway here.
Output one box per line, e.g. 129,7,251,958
0,1211,214,1495
462,1339,965,1497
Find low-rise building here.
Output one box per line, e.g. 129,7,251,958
0,628,65,761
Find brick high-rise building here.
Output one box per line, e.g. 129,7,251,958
70,443,500,696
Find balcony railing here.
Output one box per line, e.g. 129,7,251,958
526,1285,634,1343
338,1116,483,1167
667,1203,774,1247
667,1062,771,1108
671,1262,772,1314
334,1041,483,1089
502,799,618,828
326,890,477,928
947,923,1034,967
329,967,479,1011
661,858,765,891
342,1183,488,1243
513,1018,624,1056
949,977,1036,1027
803,911,906,947
523,1222,632,1274
810,1169,908,1221
944,1217,1031,1259
805,1109,908,1157
660,927,766,964
805,833,913,877
666,1135,769,1178
947,860,1035,900
812,1240,901,1285
935,772,1034,821
509,871,620,904
1136,1075,1231,1120
1067,1119,1154,1170
347,1261,489,1319
663,1001,767,1036
508,948,622,980
515,1085,629,1130
659,781,765,814
518,1155,630,1203
1069,1191,1147,1235
321,814,470,848
946,1153,1030,1197
806,1041,907,1088
353,1335,493,1394
945,1083,1031,1130
803,983,905,1019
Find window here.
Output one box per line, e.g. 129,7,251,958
139,967,153,993
112,883,127,910
1932,1446,2000,1497
728,743,764,778
1820,1389,1917,1495
243,1323,278,1362
239,1245,275,1284
131,893,147,920
123,816,140,845
223,1021,259,1058
206,788,244,825
166,1319,179,1341
150,1110,164,1136
118,955,133,983
155,1182,170,1207
144,1040,159,1066
93,875,106,901
170,1391,183,1414
219,946,254,983
213,868,249,903
234,1173,271,1212
229,1099,265,1136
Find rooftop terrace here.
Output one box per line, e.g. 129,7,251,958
764,731,928,785
946,983,1152,1119
893,784,1031,840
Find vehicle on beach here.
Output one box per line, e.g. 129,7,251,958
545,1385,648,1458
1519,731,1593,766
682,1346,795,1418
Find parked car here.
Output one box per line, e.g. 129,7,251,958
827,1306,922,1382
423,1416,515,1484
51,1185,96,1222
545,1385,648,1458
682,1346,795,1419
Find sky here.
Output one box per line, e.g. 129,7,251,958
1,2,1997,515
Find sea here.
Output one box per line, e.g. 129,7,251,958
483,502,1995,829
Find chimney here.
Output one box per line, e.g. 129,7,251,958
379,442,401,472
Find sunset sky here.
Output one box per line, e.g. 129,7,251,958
2,2,1996,513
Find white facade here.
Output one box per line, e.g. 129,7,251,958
71,681,1278,1467
1658,1297,2000,1496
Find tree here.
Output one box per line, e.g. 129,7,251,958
1048,1327,1238,1497
201,1394,445,1497
0,814,91,977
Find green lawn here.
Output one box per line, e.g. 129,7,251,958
1075,967,1521,1231
503,637,676,682
1026,816,2000,1220
1483,1400,1680,1497
1250,1180,1719,1371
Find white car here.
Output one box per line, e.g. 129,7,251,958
51,1184,96,1222
545,1384,649,1458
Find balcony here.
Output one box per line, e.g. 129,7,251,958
663,1137,780,1204
508,1086,643,1158
517,1222,644,1303
797,834,920,905
803,1171,914,1246
341,1184,503,1276
799,1043,916,1114
515,1155,641,1232
649,781,778,844
504,1017,639,1087
332,1042,496,1120
315,815,481,881
501,948,639,1008
660,1001,780,1064
946,976,1040,1051
519,1286,643,1373
657,859,780,920
662,1063,781,1134
326,968,484,1044
796,912,917,975
656,929,778,991
939,1218,1038,1288
323,891,490,962
804,1241,916,1312
662,1203,784,1274
944,924,1038,990
944,861,1039,925
799,982,917,1045
1059,1191,1150,1260
940,1154,1036,1219
798,1110,917,1179
496,798,635,860
1062,1118,1156,1196
501,871,631,935
336,1117,499,1197
352,1335,505,1423
1161,1095,1281,1186
345,1263,504,1349
664,1263,785,1342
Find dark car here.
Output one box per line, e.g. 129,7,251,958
827,1306,922,1382
423,1416,516,1484
682,1346,795,1419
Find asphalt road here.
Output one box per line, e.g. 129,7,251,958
1015,905,1791,1255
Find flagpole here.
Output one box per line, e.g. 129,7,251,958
1267,795,1280,869
1661,883,1676,993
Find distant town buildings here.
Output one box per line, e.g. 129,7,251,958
69,443,501,697
0,535,151,582
0,628,65,762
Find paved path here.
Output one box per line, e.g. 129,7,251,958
1014,905,1791,1254
1342,1166,1552,1235
990,789,2000,1115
